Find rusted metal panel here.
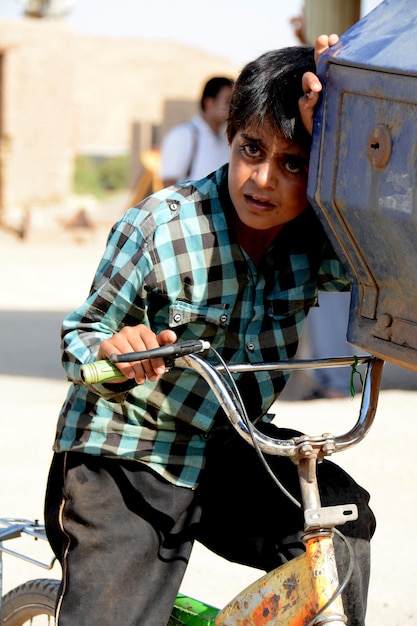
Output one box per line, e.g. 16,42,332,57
308,0,417,371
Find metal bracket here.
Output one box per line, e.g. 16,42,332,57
304,504,358,528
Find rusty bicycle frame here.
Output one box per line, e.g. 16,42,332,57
82,341,384,625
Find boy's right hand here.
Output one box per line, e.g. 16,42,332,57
98,325,177,384
299,34,339,135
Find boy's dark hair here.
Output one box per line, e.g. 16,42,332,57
200,76,234,110
226,46,315,148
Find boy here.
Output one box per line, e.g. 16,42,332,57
45,37,375,626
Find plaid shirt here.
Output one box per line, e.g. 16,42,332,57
54,165,349,488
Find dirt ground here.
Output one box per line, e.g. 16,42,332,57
1,208,416,624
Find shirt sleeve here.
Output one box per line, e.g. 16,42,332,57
60,214,152,386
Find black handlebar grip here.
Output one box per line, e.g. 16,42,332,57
110,339,210,363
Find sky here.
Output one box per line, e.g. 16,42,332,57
1,0,383,67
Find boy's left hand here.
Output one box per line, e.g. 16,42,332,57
299,34,339,135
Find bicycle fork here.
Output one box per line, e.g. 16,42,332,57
216,444,356,625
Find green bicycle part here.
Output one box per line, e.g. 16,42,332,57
80,359,126,384
349,355,364,397
168,593,219,625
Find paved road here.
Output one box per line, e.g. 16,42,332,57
1,219,416,625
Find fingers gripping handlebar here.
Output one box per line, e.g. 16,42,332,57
80,339,211,384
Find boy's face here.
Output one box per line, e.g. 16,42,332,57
206,85,233,126
228,121,310,231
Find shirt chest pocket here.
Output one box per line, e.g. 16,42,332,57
267,286,318,320
169,302,230,333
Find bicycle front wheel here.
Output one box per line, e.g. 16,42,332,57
1,578,59,625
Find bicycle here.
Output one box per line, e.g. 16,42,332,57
79,339,383,625
0,341,381,625
0,518,58,625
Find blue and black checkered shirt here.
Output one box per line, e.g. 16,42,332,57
53,165,349,487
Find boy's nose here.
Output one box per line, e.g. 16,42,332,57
252,162,277,189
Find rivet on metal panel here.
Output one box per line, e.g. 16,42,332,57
371,313,393,340
366,125,391,169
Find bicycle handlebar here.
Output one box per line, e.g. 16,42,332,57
79,341,384,459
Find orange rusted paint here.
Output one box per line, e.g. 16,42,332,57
304,534,344,618
251,593,280,624
216,534,345,625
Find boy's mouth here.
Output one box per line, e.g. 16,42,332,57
245,194,275,211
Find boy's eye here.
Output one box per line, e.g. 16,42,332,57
242,143,261,158
284,158,304,175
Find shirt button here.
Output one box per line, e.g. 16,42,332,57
246,342,255,352
173,313,182,323
219,314,228,324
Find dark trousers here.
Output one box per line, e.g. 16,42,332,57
44,425,375,626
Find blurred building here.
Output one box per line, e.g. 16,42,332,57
0,17,238,228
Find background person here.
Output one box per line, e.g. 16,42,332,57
160,76,234,186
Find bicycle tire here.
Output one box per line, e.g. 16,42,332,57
1,578,59,625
